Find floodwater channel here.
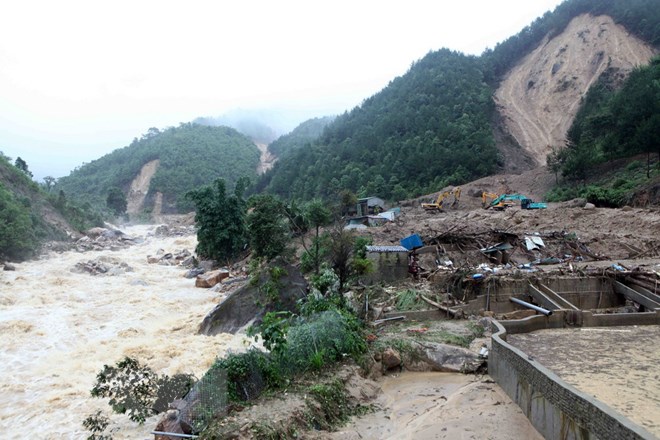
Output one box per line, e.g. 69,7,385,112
0,225,246,439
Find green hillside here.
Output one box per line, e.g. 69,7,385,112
547,56,660,206
260,49,498,200
267,116,335,157
57,123,260,213
258,0,660,203
0,154,101,261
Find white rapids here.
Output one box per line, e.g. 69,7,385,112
0,225,247,439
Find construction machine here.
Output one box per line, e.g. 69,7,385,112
485,193,547,210
422,187,461,211
520,198,547,209
422,191,451,211
481,192,499,208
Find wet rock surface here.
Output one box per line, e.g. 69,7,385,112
198,260,307,335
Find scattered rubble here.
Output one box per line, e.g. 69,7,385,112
147,248,195,267
71,256,134,276
74,227,138,252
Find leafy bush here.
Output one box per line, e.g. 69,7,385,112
206,349,282,402
82,411,112,440
90,357,195,424
284,310,366,373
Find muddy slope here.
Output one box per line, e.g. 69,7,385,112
126,159,159,217
495,14,656,167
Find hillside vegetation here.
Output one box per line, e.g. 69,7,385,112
266,116,335,158
0,154,101,261
258,0,659,203
546,56,660,206
57,123,260,213
260,49,498,200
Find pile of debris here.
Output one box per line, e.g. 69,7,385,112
151,224,196,237
74,227,138,252
71,256,134,276
147,248,196,267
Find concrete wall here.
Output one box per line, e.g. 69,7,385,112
463,277,623,314
489,312,659,440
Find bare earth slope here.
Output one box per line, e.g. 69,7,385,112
126,159,160,217
256,142,276,174
495,14,655,166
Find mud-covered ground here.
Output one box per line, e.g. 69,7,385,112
508,326,660,436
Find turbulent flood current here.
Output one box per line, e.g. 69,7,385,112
0,225,246,439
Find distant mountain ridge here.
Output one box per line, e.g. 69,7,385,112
56,123,260,214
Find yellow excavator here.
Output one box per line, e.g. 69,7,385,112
482,192,499,208
422,187,461,211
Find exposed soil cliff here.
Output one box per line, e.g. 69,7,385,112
256,142,276,174
126,159,160,217
495,14,656,167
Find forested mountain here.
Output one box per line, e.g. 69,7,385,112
266,116,335,157
57,123,260,213
260,49,498,200
564,57,659,177
257,0,659,202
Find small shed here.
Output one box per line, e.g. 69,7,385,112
364,245,409,283
357,197,385,216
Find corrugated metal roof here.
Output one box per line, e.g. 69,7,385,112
366,245,409,253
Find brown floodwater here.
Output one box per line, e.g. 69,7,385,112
507,326,660,436
0,225,247,439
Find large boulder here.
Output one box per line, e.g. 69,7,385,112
198,259,307,335
411,341,485,373
153,399,193,439
195,269,229,288
381,347,402,370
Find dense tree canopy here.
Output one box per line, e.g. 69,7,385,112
57,123,260,213
259,49,498,201
559,56,660,180
186,178,249,263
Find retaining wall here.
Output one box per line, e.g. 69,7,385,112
490,311,659,440
463,277,621,314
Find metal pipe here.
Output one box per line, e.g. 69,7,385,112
509,297,553,316
150,432,198,439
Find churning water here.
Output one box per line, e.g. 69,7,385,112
0,225,245,439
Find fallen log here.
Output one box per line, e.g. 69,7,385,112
420,294,459,317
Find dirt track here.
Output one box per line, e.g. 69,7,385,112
495,14,656,166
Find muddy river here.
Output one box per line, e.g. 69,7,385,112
0,225,246,439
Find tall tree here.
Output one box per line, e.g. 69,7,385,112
303,199,332,274
42,176,57,192
14,157,33,178
186,178,247,263
246,194,289,260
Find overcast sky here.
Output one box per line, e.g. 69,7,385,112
0,0,566,180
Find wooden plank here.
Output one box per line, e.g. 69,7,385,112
614,281,660,311
538,283,580,310
528,284,561,310
420,294,459,317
